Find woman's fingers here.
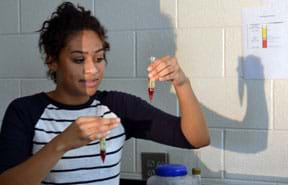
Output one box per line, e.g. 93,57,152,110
147,56,189,86
148,56,178,81
87,120,118,136
76,116,120,125
88,131,109,141
159,71,178,81
75,117,120,141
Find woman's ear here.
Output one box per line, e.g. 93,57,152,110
47,56,58,71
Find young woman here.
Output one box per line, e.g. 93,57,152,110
0,2,209,185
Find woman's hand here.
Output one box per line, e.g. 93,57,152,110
147,56,189,87
56,116,120,152
147,55,210,148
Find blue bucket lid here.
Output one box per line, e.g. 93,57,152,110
155,164,187,177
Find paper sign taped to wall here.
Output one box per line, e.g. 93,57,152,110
242,6,288,79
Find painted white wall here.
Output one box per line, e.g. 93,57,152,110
0,0,287,184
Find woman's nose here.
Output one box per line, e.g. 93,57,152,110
84,58,97,74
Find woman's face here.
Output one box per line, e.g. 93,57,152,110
50,30,106,99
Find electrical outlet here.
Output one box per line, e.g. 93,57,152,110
141,152,169,180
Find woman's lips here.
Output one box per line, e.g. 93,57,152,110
81,79,98,88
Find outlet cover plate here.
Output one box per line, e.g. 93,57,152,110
141,152,169,180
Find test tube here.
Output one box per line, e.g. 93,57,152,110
100,137,106,162
148,57,156,103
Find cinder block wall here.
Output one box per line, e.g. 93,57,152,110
0,0,287,184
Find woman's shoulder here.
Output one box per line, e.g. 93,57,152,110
10,92,47,105
3,93,50,127
7,92,50,114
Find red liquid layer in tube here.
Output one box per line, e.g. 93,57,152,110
148,87,154,102
100,150,106,162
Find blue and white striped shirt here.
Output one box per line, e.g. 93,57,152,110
0,90,192,185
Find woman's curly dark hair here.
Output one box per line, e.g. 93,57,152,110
38,2,110,82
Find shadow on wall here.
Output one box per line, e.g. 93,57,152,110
202,55,268,153
124,0,287,183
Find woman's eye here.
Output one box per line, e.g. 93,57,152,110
73,58,85,64
94,58,105,63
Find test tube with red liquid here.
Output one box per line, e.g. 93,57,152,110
148,57,156,103
100,137,106,162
